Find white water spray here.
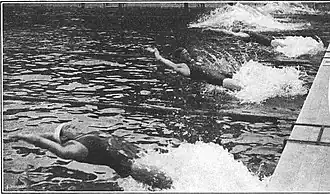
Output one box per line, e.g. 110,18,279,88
258,2,318,15
119,142,266,192
232,60,308,103
190,3,309,31
273,36,325,58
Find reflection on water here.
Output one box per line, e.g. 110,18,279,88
3,3,330,191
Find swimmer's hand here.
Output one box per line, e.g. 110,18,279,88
146,47,161,61
145,47,156,53
6,135,20,142
8,134,39,143
7,134,32,143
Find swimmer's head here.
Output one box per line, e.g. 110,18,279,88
173,47,193,63
232,20,246,29
54,123,81,144
231,27,241,33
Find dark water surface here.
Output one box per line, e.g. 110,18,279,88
2,4,330,191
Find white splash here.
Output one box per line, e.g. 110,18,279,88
190,3,309,31
127,141,265,192
233,60,308,103
273,36,325,58
117,176,150,191
258,2,318,15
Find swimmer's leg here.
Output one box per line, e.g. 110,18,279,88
271,39,286,48
223,78,242,91
130,163,172,189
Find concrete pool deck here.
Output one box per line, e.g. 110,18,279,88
268,44,330,191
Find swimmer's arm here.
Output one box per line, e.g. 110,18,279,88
40,133,58,142
147,48,179,70
154,53,190,76
11,134,87,160
156,54,179,70
146,47,190,76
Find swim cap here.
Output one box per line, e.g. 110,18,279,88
54,123,66,144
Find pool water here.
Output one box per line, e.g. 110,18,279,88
2,2,330,191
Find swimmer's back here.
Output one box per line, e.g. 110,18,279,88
188,63,232,86
73,132,141,176
244,31,273,46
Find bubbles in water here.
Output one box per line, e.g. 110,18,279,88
232,60,308,103
190,3,309,31
273,36,325,58
130,141,265,192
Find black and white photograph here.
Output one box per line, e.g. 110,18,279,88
2,1,330,192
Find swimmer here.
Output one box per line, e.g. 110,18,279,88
146,47,242,91
203,27,285,47
9,122,172,189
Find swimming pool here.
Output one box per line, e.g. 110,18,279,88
2,2,330,191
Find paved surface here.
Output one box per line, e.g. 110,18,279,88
268,45,330,191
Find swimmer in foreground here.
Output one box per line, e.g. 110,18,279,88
146,47,242,91
203,27,286,47
9,122,172,189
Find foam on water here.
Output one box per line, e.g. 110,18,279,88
117,177,150,191
120,141,266,192
257,2,318,15
189,3,309,31
232,60,308,103
196,50,308,104
273,36,325,58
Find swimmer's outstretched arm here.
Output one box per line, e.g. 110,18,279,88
39,133,58,142
146,47,179,69
10,134,86,160
146,47,190,76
